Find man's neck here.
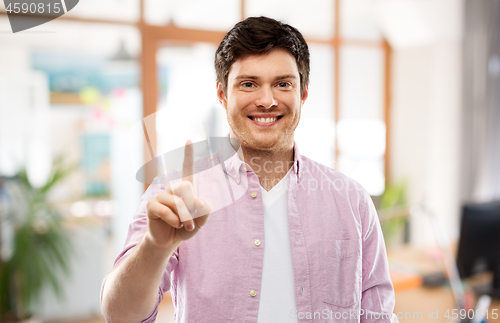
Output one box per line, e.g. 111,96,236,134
240,144,294,192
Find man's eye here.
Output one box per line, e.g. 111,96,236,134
278,82,290,88
242,82,254,88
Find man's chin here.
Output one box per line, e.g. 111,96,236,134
244,136,283,151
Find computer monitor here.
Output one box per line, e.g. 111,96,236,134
456,201,500,298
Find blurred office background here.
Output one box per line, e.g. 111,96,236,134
0,0,499,322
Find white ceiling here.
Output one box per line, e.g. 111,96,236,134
0,0,463,55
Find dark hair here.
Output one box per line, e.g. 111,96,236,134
215,16,310,96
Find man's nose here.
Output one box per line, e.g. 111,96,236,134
255,87,277,109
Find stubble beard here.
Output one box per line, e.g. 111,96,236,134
227,110,299,156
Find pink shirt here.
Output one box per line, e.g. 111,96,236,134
111,143,398,323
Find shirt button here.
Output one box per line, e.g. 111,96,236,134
251,191,258,198
250,290,257,297
233,174,238,179
243,166,248,171
254,240,261,246
298,172,301,177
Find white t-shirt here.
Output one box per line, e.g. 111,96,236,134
257,170,298,323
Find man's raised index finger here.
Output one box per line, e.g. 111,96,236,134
182,139,194,184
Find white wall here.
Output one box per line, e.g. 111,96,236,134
387,0,464,245
110,88,144,256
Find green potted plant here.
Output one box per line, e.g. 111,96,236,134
377,180,409,248
0,157,76,322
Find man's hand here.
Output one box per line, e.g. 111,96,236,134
145,140,213,249
101,140,210,322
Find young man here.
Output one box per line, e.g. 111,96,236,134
101,17,398,323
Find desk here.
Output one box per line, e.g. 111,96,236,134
394,286,500,322
389,245,500,322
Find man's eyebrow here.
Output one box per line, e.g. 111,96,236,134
234,74,297,81
275,74,297,80
234,75,258,81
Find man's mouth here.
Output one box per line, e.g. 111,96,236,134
248,116,283,124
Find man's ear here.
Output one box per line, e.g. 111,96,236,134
216,83,227,110
301,85,309,105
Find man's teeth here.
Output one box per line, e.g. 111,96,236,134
254,117,278,123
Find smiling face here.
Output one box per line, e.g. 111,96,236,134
217,49,308,152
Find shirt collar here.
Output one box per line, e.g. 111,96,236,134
216,136,302,184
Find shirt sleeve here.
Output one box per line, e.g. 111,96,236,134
101,178,179,323
360,191,399,323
